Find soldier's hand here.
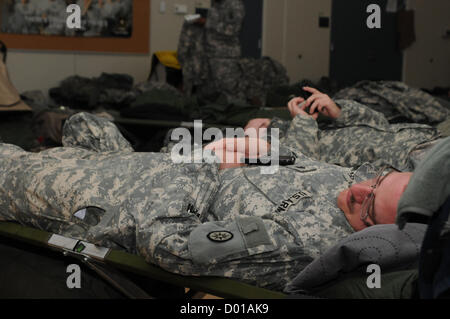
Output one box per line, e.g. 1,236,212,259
214,149,247,170
287,97,318,120
302,87,341,119
205,137,270,158
204,137,271,170
244,118,271,138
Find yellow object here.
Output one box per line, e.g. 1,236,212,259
155,51,182,70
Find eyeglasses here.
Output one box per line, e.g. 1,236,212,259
360,165,398,227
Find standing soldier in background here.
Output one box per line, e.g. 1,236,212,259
204,0,244,59
203,0,245,103
178,0,245,103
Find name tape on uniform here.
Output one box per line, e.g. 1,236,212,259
275,190,312,213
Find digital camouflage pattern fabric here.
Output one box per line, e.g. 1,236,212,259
0,112,380,291
204,0,245,59
177,0,244,100
272,99,442,171
177,0,288,106
333,81,449,124
177,22,208,98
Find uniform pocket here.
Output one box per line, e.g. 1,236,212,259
189,216,277,266
72,206,106,227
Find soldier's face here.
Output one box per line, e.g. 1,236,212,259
337,172,412,231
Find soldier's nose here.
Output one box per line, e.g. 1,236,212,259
350,184,373,203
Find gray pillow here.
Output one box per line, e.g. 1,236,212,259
284,223,426,294
397,136,450,229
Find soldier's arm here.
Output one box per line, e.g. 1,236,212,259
277,114,320,160
267,117,291,140
332,99,390,128
299,87,388,128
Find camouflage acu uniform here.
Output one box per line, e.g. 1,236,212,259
205,0,245,58
177,22,208,97
0,112,379,291
178,0,246,103
178,0,289,105
333,81,449,124
272,99,442,171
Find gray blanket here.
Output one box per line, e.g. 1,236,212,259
284,223,426,294
397,136,450,228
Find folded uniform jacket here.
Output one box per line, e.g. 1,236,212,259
397,137,450,228
284,223,426,294
122,89,292,126
49,73,135,110
120,89,199,122
333,81,449,124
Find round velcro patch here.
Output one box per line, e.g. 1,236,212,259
207,231,234,243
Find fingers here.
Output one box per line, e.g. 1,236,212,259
288,97,304,110
304,93,341,119
219,162,246,170
244,119,271,139
207,137,269,157
298,100,308,111
244,138,270,157
244,118,270,131
287,97,305,118
217,150,246,170
302,86,321,95
203,138,225,152
309,97,329,114
309,99,321,114
305,93,324,109
289,97,305,106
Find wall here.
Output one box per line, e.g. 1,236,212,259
5,0,449,94
6,0,210,93
402,0,450,89
262,0,332,84
263,0,450,89
8,0,329,94
149,0,210,55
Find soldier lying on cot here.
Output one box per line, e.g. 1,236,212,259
244,87,442,171
2,112,445,291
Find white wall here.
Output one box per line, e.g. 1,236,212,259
263,0,450,88
402,0,450,89
6,0,210,93
262,0,332,84
7,50,152,94
5,0,449,94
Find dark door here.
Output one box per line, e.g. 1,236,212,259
240,0,263,58
330,0,403,87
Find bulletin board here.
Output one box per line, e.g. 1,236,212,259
0,0,150,54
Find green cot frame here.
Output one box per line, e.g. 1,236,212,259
0,222,286,299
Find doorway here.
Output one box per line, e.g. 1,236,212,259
240,0,263,58
329,0,403,87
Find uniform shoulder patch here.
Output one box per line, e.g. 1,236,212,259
207,231,234,243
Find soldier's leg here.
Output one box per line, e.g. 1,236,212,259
62,112,134,153
0,143,30,222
